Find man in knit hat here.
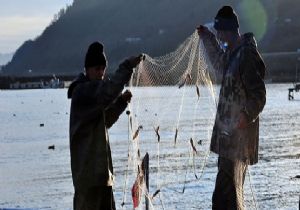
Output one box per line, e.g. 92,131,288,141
68,42,143,210
197,6,266,209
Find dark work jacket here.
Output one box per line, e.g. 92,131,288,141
202,32,266,165
68,60,133,192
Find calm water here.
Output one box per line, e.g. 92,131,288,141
0,84,299,210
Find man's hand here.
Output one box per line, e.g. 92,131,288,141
128,54,145,68
121,89,132,103
197,25,213,38
237,112,249,129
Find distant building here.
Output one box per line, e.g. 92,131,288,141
10,81,43,89
125,37,142,43
10,77,64,89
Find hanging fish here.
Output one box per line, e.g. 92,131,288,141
194,172,198,179
192,154,198,179
152,189,161,199
189,138,199,179
133,125,143,140
137,149,141,158
131,153,149,208
182,184,186,194
131,171,144,208
133,129,140,140
154,126,160,142
190,138,197,154
187,73,192,83
196,85,200,100
130,116,133,131
174,128,178,146
178,78,186,89
178,73,192,88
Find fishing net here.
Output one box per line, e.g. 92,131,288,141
116,31,258,209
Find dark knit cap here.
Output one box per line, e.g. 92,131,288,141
84,42,107,68
214,6,239,31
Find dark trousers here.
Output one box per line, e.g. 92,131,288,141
74,186,116,210
212,157,247,210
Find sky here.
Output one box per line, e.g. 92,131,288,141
0,0,73,54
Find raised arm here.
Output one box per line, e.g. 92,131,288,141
197,25,228,74
94,60,133,109
105,90,132,128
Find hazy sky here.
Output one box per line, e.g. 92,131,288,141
0,0,73,54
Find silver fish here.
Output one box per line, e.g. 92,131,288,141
133,129,140,140
152,189,161,199
133,125,143,140
190,138,197,154
196,85,200,100
174,128,178,145
154,126,160,142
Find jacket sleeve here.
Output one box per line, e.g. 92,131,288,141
201,31,227,74
94,60,133,109
70,60,134,123
105,96,128,128
240,47,266,122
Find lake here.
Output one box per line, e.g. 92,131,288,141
0,84,299,209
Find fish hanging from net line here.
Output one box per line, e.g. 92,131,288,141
118,30,216,209
118,30,257,210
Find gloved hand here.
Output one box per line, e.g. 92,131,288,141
197,25,214,38
121,89,132,103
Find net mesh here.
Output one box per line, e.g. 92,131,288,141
118,31,257,209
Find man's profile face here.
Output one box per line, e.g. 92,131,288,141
216,30,228,43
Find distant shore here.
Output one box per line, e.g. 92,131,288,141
1,51,299,89
0,75,75,89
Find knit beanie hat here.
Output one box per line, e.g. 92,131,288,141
84,42,107,68
214,6,239,31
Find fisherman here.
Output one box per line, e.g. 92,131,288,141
197,6,266,209
68,42,142,210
